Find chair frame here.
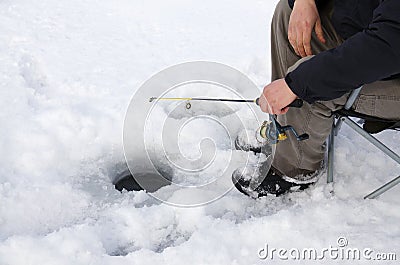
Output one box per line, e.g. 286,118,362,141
327,87,400,199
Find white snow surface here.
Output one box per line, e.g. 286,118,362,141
1,0,400,264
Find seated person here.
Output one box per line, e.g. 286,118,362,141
233,0,400,197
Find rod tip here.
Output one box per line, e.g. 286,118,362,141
149,97,156,102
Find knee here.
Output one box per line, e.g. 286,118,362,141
287,55,315,74
271,0,292,32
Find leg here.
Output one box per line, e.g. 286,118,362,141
234,0,400,197
270,0,400,178
354,79,400,120
270,0,344,178
273,93,348,178
272,73,400,179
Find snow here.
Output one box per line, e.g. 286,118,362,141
0,0,399,264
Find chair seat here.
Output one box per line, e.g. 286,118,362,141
334,109,400,134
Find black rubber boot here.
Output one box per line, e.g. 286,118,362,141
232,166,311,198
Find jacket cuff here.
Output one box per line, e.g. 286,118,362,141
285,73,314,104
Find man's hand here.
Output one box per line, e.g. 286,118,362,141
288,0,326,57
259,79,297,115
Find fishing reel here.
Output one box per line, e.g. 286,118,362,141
257,117,309,144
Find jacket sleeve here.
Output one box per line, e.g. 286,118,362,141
285,0,400,104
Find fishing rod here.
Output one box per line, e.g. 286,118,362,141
149,97,256,110
149,96,308,144
149,96,303,108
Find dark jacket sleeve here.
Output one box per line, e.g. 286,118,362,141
285,0,400,104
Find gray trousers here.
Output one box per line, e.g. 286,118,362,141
271,0,400,178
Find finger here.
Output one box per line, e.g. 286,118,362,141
292,39,300,56
274,102,287,115
280,107,289,115
288,33,299,56
303,26,313,56
269,100,282,115
264,99,274,114
261,86,276,114
266,102,275,114
294,31,301,56
315,18,326,43
288,37,297,55
262,102,270,113
288,20,298,55
258,93,269,113
289,22,300,56
296,30,307,57
273,106,283,115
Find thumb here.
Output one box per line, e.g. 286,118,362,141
314,18,326,43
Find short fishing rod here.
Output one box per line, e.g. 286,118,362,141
149,96,308,143
149,96,304,108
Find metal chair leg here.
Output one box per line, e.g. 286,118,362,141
341,117,400,199
342,117,400,164
327,123,335,183
325,86,400,199
364,176,400,199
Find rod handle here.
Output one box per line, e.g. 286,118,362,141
255,98,303,109
288,99,303,108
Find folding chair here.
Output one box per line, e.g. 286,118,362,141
327,87,400,199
